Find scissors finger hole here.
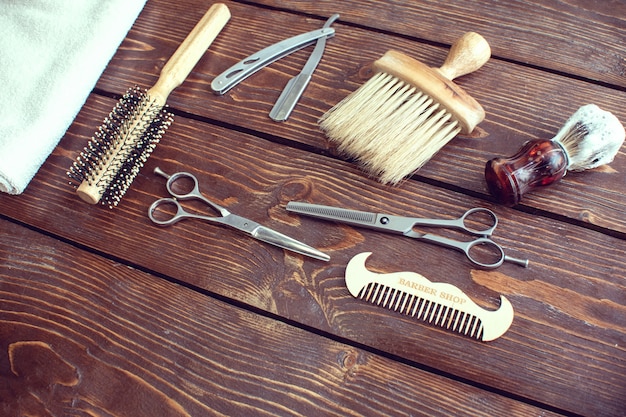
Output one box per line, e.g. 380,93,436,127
462,209,498,235
168,173,197,197
149,200,180,224
467,241,503,267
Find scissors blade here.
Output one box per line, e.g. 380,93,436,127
221,212,329,261
286,201,422,236
269,13,339,121
286,201,394,229
211,27,335,95
251,225,330,261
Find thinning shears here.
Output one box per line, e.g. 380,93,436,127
148,168,329,262
286,202,528,269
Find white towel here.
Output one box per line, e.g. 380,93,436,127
0,0,147,195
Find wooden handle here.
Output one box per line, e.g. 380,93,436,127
485,140,568,205
372,32,490,134
149,3,231,103
76,5,229,206
437,32,491,80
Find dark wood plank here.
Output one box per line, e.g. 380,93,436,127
246,0,626,88
0,219,561,417
93,0,626,234
2,0,624,416
1,95,624,416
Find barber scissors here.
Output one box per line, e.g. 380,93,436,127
148,168,329,262
286,202,528,269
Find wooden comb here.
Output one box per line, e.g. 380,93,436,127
345,252,513,341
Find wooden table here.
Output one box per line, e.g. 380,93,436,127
2,1,625,416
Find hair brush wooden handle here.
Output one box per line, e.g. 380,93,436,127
373,32,490,135
72,4,230,206
437,32,491,80
149,3,231,104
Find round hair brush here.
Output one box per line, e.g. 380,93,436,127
68,4,230,208
485,104,625,205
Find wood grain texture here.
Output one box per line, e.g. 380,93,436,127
1,94,624,416
247,0,626,88
1,0,625,416
0,219,561,417
93,0,626,234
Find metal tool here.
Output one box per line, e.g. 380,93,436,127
211,25,336,95
269,13,340,121
286,202,529,269
148,168,330,262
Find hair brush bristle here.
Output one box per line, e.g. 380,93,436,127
319,72,462,185
551,104,625,171
68,86,173,208
318,32,490,185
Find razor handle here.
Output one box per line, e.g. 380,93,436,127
485,140,568,205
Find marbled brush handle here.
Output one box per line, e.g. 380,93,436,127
484,140,568,206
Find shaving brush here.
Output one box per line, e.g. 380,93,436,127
485,104,625,205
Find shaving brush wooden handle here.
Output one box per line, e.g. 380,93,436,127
485,104,625,205
485,140,568,205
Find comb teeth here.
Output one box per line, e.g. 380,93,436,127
345,253,514,342
67,86,174,207
358,282,484,340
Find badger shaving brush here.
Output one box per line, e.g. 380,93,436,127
485,104,625,205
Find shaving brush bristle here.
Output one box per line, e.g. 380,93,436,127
551,104,625,171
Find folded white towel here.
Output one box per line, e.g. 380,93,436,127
0,0,147,195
